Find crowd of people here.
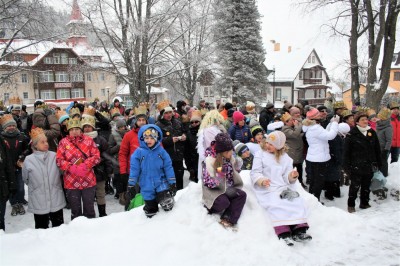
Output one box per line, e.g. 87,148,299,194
0,96,399,245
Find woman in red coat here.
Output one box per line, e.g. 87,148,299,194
389,102,400,163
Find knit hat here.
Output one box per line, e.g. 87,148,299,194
338,123,350,135
0,114,17,129
354,111,368,123
224,102,233,110
67,118,81,131
55,109,69,124
265,103,274,109
214,133,233,153
34,99,45,109
266,131,286,150
81,116,96,129
248,117,260,128
317,105,328,112
251,125,264,138
377,107,391,120
157,100,173,114
306,108,320,120
283,101,293,111
232,111,245,124
116,118,127,128
246,101,256,113
227,108,235,118
389,101,400,110
235,143,249,157
190,110,202,122
142,127,159,140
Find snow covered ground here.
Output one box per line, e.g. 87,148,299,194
1,163,399,266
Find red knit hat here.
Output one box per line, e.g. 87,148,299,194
306,108,320,120
232,111,245,124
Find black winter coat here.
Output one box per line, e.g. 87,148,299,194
1,130,30,169
326,134,345,182
259,108,275,132
0,136,16,202
156,117,186,161
185,125,199,170
343,126,382,176
93,135,113,182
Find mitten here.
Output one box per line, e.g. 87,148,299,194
169,183,177,197
69,164,79,175
75,163,89,177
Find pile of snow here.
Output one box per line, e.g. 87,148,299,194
1,163,399,266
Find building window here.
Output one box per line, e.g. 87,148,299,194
312,56,315,63
71,73,84,82
88,89,92,98
60,53,68,64
101,88,105,96
71,88,84,98
1,74,9,84
21,73,28,83
394,72,400,81
4,93,9,102
86,73,92,81
39,71,54,82
53,53,60,64
56,89,71,99
23,92,28,99
317,70,322,78
55,72,69,82
69,58,77,64
203,86,214,97
40,89,55,100
308,57,311,63
44,57,53,64
275,88,281,101
100,73,105,81
14,54,23,61
299,70,303,80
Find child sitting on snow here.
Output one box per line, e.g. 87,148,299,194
128,125,177,218
234,142,253,170
250,131,311,246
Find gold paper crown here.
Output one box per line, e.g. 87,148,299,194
333,101,345,109
190,110,202,121
81,116,96,128
157,100,170,112
355,106,369,113
55,110,68,120
69,107,81,118
29,127,46,140
135,103,148,116
366,108,376,117
246,101,255,111
0,114,14,126
9,96,22,105
281,112,292,122
341,109,353,118
100,111,110,119
377,107,391,120
389,101,400,109
83,107,96,117
110,107,121,117
67,118,81,131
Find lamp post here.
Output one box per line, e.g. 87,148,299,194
106,87,110,103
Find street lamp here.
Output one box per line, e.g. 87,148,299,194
106,87,110,103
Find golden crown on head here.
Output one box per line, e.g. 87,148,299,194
81,116,96,128
67,118,81,131
100,111,110,119
355,106,369,113
366,108,376,117
55,109,68,120
157,100,170,112
69,107,81,118
341,109,353,118
378,107,391,120
333,101,345,109
9,96,22,105
190,110,202,121
281,112,292,122
29,127,46,140
246,101,255,111
0,114,14,126
389,101,400,109
110,107,121,117
135,102,148,116
83,107,96,117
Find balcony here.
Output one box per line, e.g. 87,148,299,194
302,78,323,85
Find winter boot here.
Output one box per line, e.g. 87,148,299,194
11,205,19,216
359,203,371,209
157,191,175,212
143,200,159,218
348,206,356,213
98,204,107,217
119,192,126,206
292,228,312,242
105,181,114,195
17,203,25,215
189,170,198,183
278,232,294,246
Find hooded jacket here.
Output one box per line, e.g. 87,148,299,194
376,119,393,152
129,125,175,200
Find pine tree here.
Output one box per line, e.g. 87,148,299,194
213,0,266,104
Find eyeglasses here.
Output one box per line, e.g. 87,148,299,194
190,121,200,124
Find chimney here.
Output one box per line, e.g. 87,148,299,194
288,46,292,53
274,43,280,51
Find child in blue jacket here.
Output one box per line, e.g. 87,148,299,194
128,124,176,217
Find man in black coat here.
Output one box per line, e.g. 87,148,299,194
259,103,276,132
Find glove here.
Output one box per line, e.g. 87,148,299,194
169,183,177,197
280,188,300,201
330,115,340,123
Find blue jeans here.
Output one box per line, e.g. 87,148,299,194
390,147,399,163
9,170,25,206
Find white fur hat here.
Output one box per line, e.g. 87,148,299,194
266,131,286,150
338,123,350,135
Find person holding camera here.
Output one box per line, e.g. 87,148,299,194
128,125,176,218
156,101,187,190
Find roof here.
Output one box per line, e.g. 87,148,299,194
116,84,169,95
326,82,342,94
264,47,314,82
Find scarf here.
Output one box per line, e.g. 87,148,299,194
356,125,370,136
84,131,98,139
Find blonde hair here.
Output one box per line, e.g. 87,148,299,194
212,153,224,171
260,138,287,163
199,110,225,130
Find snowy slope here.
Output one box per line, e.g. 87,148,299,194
1,163,399,266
